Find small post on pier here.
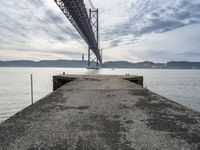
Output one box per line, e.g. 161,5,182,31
31,74,33,105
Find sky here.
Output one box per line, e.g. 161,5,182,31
0,0,200,62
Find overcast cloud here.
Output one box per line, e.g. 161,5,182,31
0,0,200,62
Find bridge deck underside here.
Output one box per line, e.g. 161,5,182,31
55,0,102,63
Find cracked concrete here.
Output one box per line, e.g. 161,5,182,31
0,75,199,150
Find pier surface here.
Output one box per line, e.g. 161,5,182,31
0,75,200,150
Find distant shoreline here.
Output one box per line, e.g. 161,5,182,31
0,60,200,69
0,67,200,70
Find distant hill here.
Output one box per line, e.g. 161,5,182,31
103,61,165,69
0,60,88,68
166,61,200,69
0,60,200,69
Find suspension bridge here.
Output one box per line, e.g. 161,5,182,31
54,0,102,68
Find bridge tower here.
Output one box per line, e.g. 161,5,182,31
88,8,100,68
54,0,102,69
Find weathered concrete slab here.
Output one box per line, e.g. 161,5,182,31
0,75,200,150
53,74,143,91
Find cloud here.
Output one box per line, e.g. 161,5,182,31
0,0,200,62
102,23,200,62
100,0,200,40
0,0,86,59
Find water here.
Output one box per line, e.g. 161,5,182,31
0,67,200,123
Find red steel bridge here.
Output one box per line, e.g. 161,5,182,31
54,0,102,68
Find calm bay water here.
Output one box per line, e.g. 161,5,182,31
0,67,200,123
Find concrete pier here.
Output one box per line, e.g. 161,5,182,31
0,75,200,150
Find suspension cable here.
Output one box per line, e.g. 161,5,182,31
88,0,96,10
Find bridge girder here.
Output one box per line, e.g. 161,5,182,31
54,0,102,65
